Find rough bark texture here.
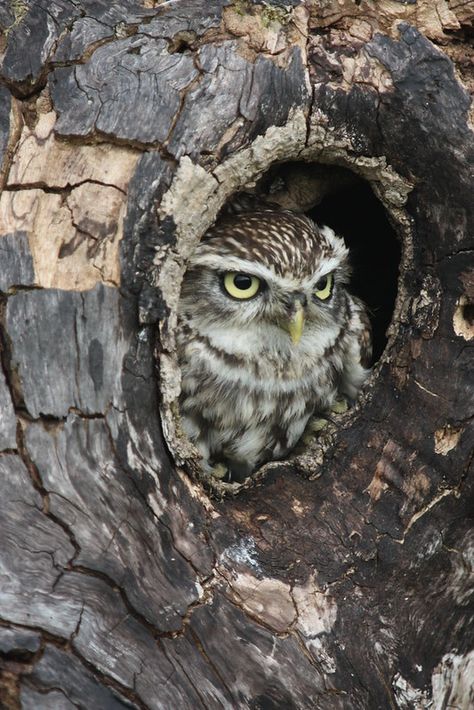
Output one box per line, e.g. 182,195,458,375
0,1,473,708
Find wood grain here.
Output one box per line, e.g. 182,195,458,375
0,1,473,708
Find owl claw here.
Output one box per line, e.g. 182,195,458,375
210,462,229,480
302,399,349,445
330,398,348,414
308,416,329,432
301,417,329,444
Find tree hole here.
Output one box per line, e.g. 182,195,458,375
174,160,403,493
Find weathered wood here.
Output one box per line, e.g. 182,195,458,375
0,1,473,708
0,233,34,292
0,366,16,450
5,286,123,416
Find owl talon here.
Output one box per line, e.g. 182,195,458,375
308,417,329,433
210,462,229,480
331,398,348,414
299,416,329,446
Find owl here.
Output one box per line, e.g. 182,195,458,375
177,208,371,482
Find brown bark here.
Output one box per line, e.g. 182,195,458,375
0,1,473,708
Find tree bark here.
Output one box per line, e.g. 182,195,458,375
0,1,473,708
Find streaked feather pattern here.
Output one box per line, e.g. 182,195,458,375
177,209,371,481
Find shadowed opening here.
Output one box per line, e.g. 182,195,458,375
257,161,401,363
308,176,401,362
176,160,402,492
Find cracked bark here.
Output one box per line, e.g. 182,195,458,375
0,2,473,709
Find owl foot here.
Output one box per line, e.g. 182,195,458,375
330,397,349,414
301,398,349,445
302,416,329,444
209,462,229,480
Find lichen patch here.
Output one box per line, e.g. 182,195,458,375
434,425,464,456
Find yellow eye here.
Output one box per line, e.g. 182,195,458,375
223,272,261,300
314,273,333,301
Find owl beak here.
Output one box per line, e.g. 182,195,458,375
287,301,305,345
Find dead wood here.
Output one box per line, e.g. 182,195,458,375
0,1,473,708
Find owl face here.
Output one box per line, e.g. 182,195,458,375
180,211,350,344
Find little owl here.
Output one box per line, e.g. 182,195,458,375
177,208,371,482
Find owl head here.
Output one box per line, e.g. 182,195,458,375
180,210,350,345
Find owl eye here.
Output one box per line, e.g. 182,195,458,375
314,273,334,301
223,272,261,299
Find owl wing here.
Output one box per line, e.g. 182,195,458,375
354,298,373,369
338,295,372,403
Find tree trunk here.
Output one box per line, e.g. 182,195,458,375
0,1,473,708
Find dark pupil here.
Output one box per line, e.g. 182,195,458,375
316,276,328,291
234,274,252,290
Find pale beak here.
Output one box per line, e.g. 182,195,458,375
287,301,305,345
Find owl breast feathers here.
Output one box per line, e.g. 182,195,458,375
177,209,371,481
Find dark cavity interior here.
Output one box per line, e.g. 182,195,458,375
308,175,401,362
255,162,401,363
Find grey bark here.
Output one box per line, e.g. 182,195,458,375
0,1,473,709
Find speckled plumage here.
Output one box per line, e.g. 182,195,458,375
177,209,371,481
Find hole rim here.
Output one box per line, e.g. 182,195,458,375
153,120,414,496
